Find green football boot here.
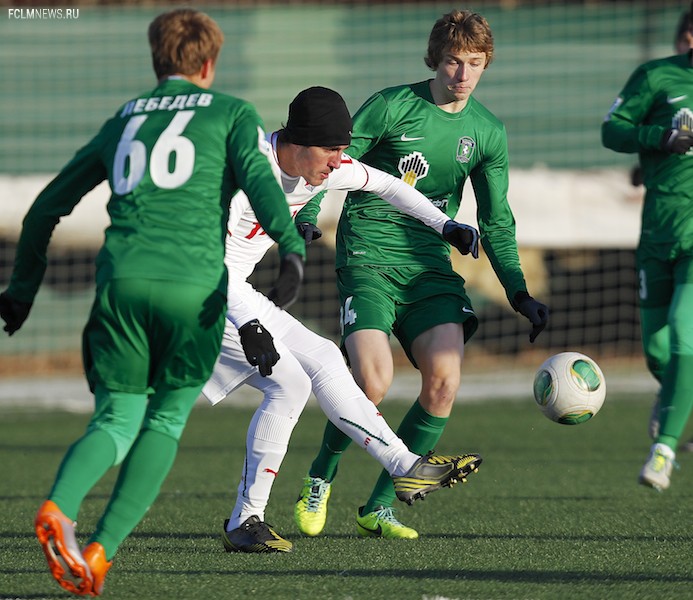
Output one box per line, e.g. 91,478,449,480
356,506,418,539
639,443,676,492
294,475,331,536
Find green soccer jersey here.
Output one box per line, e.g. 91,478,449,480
602,53,693,245
9,78,304,303
300,81,527,301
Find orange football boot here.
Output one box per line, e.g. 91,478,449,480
34,500,94,595
82,542,112,596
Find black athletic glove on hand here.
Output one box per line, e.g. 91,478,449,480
238,319,280,377
511,291,549,343
660,128,693,154
267,252,304,309
442,220,479,259
0,291,32,336
296,222,322,246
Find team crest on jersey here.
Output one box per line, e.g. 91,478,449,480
456,137,475,163
398,151,430,186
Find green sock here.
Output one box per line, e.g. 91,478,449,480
89,429,178,560
657,354,693,452
309,419,353,482
49,429,117,521
363,400,448,514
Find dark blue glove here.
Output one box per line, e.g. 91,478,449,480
660,128,693,154
296,222,322,246
0,291,32,336
238,319,280,377
442,220,479,259
511,291,549,343
267,253,304,309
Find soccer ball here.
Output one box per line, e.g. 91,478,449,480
532,352,606,425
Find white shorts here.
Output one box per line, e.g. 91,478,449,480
202,281,319,405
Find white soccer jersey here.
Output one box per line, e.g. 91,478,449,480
205,132,465,530
224,131,451,328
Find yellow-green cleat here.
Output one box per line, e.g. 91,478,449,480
392,451,482,505
356,506,418,539
639,443,676,492
294,475,331,536
222,516,292,553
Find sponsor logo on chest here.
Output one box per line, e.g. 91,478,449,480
396,135,476,186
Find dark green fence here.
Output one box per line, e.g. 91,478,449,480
0,2,686,174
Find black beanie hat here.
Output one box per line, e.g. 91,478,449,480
284,86,352,147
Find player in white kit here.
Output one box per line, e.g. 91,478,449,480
202,87,482,552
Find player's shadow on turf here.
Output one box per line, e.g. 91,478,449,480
5,530,691,546
301,531,693,544
227,568,693,584
7,531,691,545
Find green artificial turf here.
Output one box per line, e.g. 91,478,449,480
1,393,691,599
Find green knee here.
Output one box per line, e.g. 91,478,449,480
89,386,147,465
142,385,202,442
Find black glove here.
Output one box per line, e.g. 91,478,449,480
629,164,643,187
267,252,304,309
296,222,322,246
660,128,693,154
511,291,549,343
238,319,280,377
442,220,479,259
0,291,33,336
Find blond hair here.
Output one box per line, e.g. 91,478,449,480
148,9,224,79
424,9,494,70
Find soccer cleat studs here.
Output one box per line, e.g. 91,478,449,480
34,500,94,596
392,452,482,505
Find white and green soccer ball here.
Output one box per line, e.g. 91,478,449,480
533,352,606,425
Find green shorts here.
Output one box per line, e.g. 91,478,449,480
337,265,478,366
82,278,226,394
636,242,693,308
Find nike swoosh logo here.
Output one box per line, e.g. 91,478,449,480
462,307,475,314
359,522,383,535
667,95,687,104
400,134,425,142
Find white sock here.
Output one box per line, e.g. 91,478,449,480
279,322,421,477
226,409,297,530
313,375,418,476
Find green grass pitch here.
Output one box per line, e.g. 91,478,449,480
1,393,691,599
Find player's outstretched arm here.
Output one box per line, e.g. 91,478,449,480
4,137,106,325
362,164,480,257
351,161,451,233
